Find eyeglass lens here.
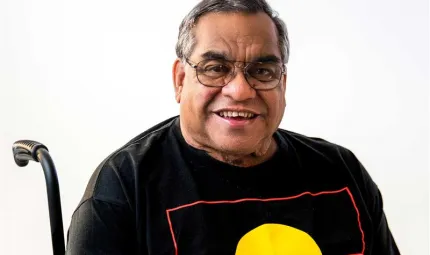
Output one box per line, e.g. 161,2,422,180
195,59,282,89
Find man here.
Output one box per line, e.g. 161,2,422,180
66,0,400,254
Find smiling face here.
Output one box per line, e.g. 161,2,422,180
173,12,287,166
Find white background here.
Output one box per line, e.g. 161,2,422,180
0,0,428,254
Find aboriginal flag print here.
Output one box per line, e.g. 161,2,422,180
166,187,365,255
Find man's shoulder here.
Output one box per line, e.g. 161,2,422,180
77,116,179,205
121,115,179,150
276,128,350,157
275,128,363,173
275,128,375,197
99,115,178,169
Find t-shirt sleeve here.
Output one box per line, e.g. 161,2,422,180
65,198,136,255
65,156,138,255
343,148,401,254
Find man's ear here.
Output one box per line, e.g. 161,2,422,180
281,72,287,92
172,58,185,103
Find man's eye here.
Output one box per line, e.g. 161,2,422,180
199,63,231,78
248,63,280,81
204,65,230,73
250,68,275,78
254,68,271,75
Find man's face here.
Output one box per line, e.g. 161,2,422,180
174,12,287,158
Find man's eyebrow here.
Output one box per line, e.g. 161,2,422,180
200,51,228,60
253,55,282,63
199,51,281,63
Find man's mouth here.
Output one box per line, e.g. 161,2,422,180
216,111,258,120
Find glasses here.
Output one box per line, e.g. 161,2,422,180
186,58,286,90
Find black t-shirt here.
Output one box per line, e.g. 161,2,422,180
65,116,400,255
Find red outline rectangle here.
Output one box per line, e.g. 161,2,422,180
166,187,365,255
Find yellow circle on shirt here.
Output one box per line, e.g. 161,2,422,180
235,223,322,255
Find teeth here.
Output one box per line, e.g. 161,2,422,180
219,111,255,118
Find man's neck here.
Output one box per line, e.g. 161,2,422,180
208,140,278,167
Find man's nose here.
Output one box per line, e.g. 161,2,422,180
221,70,256,101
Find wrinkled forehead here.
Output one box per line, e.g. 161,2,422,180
191,12,281,62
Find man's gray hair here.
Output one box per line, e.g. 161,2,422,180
175,0,290,64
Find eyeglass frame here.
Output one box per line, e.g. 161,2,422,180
184,58,287,91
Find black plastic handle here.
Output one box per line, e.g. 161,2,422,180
12,140,48,167
12,140,65,255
